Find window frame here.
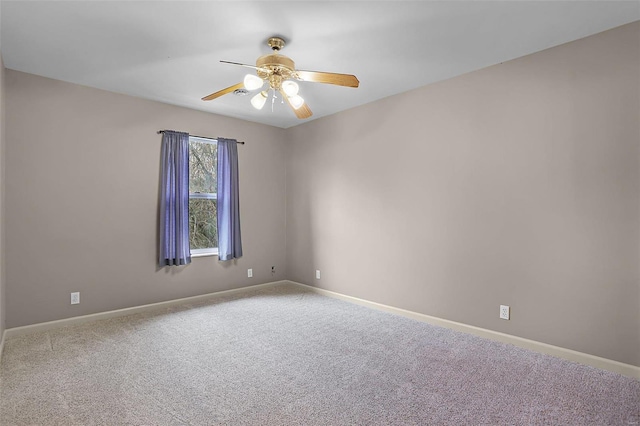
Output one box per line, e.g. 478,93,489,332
188,136,218,257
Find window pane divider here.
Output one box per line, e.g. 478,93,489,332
189,193,217,200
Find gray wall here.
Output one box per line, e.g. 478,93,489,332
0,53,5,338
285,22,640,366
5,71,287,328
3,22,639,367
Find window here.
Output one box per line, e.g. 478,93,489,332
189,136,218,256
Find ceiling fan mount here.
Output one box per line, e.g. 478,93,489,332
267,36,286,51
202,35,359,119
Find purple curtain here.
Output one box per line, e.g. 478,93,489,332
217,138,243,261
159,131,191,266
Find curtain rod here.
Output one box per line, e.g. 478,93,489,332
157,130,245,144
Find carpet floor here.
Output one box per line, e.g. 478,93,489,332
1,283,638,425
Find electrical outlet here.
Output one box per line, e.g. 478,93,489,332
248,268,253,278
271,266,275,275
71,292,80,305
315,270,321,280
500,305,510,320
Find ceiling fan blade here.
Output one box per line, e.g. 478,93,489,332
220,60,261,70
280,89,313,119
294,102,313,119
202,82,244,101
296,70,359,88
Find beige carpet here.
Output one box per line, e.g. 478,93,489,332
1,283,638,425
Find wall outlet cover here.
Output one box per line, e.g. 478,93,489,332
71,292,80,305
500,305,510,320
315,270,321,280
248,269,253,278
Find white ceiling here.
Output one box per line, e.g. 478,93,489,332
1,1,638,129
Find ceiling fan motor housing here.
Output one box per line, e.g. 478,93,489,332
256,53,296,89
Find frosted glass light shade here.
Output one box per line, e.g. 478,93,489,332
251,91,268,110
282,81,299,97
289,95,304,109
244,74,264,91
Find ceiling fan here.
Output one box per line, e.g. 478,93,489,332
202,37,359,119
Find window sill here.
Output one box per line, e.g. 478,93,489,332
191,249,218,258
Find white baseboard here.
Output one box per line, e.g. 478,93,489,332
0,329,5,362
3,281,287,340
2,279,638,379
289,281,640,379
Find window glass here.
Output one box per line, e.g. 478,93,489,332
189,137,218,254
189,141,217,193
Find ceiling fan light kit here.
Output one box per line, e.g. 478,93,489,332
202,36,359,119
243,74,264,91
289,95,305,110
281,80,299,97
250,91,268,110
